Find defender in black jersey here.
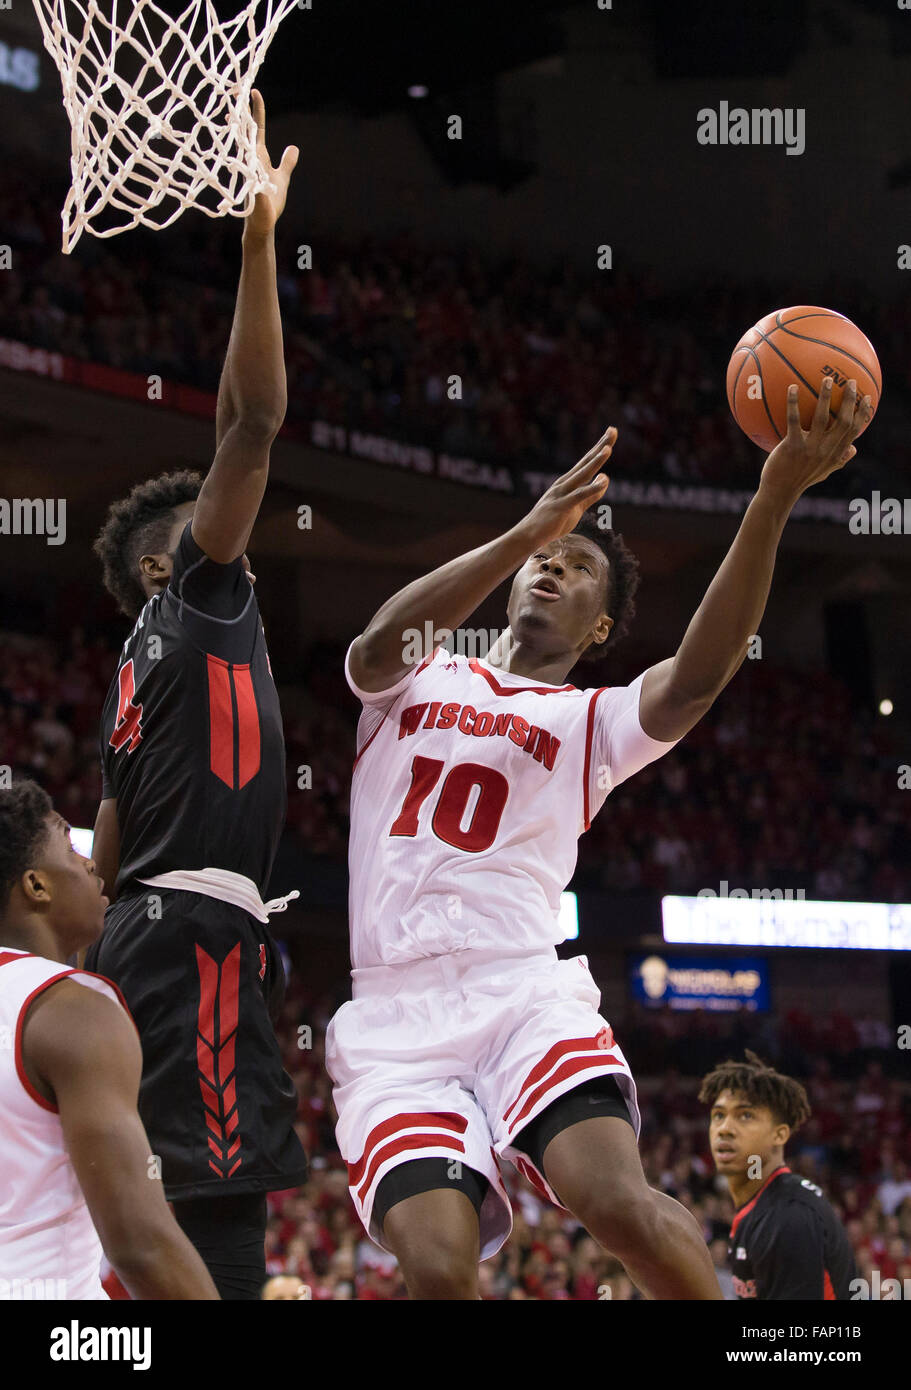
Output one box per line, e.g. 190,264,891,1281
83,94,307,1299
700,1051,857,1300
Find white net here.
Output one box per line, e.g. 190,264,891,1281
31,0,301,252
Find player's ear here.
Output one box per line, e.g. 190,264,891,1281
139,551,172,583
20,867,52,906
590,612,613,648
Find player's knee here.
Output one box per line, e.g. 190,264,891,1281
397,1241,479,1299
385,1224,478,1300
574,1181,661,1255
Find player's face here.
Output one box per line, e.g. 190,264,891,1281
709,1089,787,1178
507,536,612,658
32,813,108,948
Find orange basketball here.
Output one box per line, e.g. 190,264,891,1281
726,306,881,453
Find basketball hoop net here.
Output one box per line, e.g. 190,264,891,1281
31,0,301,252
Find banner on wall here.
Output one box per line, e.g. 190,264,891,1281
629,952,770,1012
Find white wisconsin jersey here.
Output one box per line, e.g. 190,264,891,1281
347,645,678,969
0,949,128,1300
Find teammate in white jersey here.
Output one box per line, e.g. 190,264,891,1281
329,378,871,1299
0,779,217,1300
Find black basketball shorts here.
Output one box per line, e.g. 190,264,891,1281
85,888,308,1200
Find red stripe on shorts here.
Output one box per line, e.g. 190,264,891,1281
503,1031,613,1124
507,1052,621,1137
355,1133,466,1204
348,1110,468,1187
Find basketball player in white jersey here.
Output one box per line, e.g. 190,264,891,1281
0,779,217,1299
328,377,872,1299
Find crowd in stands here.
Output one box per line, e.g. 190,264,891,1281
2,161,909,491
3,627,908,904
262,976,911,1299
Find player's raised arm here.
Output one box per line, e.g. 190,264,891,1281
24,980,219,1299
638,379,874,743
349,429,616,692
193,90,299,565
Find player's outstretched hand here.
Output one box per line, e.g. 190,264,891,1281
759,379,873,507
517,428,616,548
246,89,299,238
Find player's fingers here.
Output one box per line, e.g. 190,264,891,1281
566,427,616,480
807,377,832,440
785,384,802,440
251,88,266,139
279,145,300,178
572,473,610,501
849,395,873,440
835,378,857,431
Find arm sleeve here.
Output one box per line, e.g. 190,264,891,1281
169,522,253,621
590,671,681,797
753,1203,826,1300
101,752,114,801
100,718,114,799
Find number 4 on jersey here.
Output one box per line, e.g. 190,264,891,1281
109,659,143,753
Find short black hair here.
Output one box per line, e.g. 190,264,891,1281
572,511,640,658
94,470,203,618
699,1050,812,1133
0,780,53,918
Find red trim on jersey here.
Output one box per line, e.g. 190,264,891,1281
515,1154,555,1205
506,1052,622,1136
582,687,609,831
233,666,262,789
207,655,235,787
195,944,243,1179
503,1031,615,1123
355,1133,467,1204
823,1269,835,1300
468,660,576,696
729,1166,791,1237
352,710,390,772
78,969,137,1036
348,1110,469,1187
15,975,71,1112
351,649,440,770
0,950,34,968
13,963,138,1112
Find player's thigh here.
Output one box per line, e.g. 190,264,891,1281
379,1161,485,1279
327,997,512,1259
539,1112,654,1232
481,956,640,1175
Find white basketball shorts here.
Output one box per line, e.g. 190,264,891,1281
325,948,640,1260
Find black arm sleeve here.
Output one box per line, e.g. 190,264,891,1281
169,522,253,622
754,1202,826,1300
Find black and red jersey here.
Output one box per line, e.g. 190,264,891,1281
728,1165,858,1300
100,523,286,898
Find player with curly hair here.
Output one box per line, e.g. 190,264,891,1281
701,1050,858,1300
84,95,307,1300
